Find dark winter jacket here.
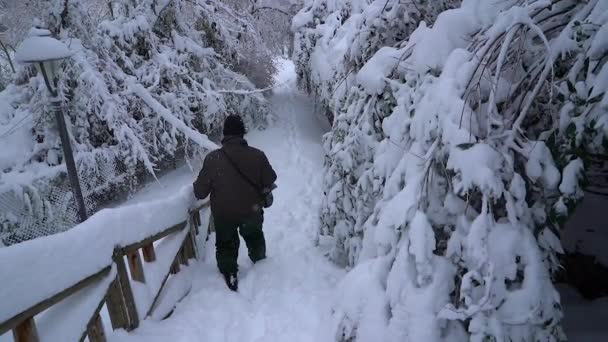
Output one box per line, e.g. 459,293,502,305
193,136,277,222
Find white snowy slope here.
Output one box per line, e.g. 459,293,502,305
108,59,344,342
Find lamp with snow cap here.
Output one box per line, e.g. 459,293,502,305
15,27,88,222
15,28,72,96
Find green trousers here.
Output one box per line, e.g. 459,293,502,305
214,215,266,275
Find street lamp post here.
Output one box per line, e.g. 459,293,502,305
15,28,88,223
0,23,15,73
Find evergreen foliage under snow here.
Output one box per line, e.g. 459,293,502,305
293,0,608,340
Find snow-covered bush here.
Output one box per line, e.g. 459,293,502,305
0,0,271,244
292,0,458,121
294,0,608,340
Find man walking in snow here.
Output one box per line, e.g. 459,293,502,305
193,115,277,291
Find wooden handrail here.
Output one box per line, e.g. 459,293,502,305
121,221,188,255
0,202,212,342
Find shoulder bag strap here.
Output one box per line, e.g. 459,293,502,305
220,149,264,198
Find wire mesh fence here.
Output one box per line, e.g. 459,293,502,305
0,146,202,247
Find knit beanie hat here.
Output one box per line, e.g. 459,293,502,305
223,115,246,136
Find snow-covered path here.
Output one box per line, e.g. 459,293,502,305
110,60,343,342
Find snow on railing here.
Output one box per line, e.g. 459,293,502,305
0,186,212,342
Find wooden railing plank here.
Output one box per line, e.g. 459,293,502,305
105,278,128,330
126,250,146,283
113,251,139,331
12,317,38,342
170,258,181,274
189,223,200,260
0,266,111,335
191,211,201,235
142,243,156,262
179,244,188,266
121,221,187,255
184,231,195,260
85,313,106,342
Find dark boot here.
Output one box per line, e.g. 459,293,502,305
223,272,238,291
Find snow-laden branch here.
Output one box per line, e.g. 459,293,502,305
131,84,219,151
216,80,287,94
251,6,291,17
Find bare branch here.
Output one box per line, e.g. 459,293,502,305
251,6,290,17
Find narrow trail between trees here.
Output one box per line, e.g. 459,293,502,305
109,60,344,342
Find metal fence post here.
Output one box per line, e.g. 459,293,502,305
52,98,88,222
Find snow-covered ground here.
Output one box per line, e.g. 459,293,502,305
108,59,344,342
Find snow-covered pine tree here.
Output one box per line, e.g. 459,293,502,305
294,0,607,340
0,0,272,244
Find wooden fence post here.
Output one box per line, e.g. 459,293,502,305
170,256,181,274
188,229,196,260
12,318,38,342
142,243,156,263
105,277,129,330
86,313,106,342
113,251,139,330
126,250,146,283
179,244,188,266
184,231,195,260
193,211,201,235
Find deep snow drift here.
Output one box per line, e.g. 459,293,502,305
108,59,344,342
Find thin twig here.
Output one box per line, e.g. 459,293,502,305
251,6,290,17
